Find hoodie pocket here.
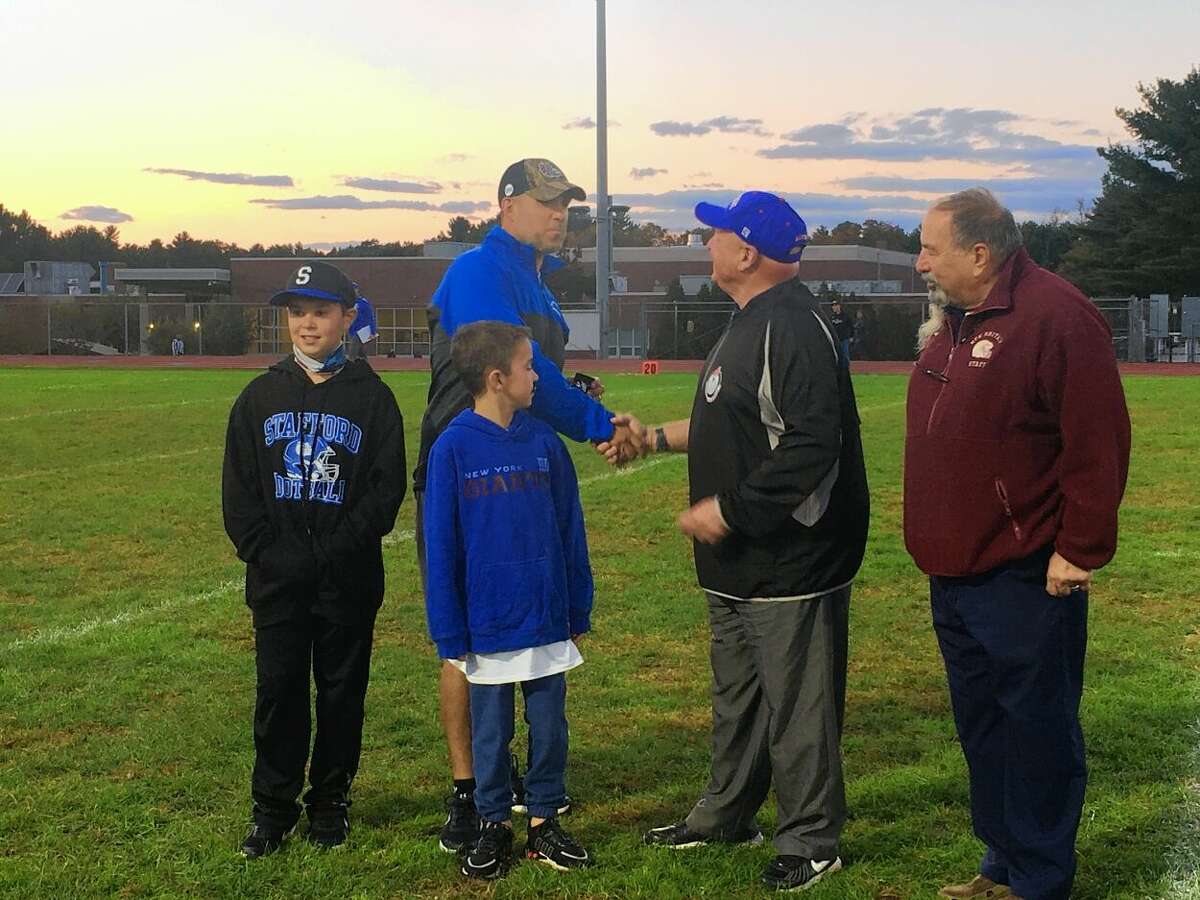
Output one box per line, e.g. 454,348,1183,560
993,478,1024,542
468,557,553,637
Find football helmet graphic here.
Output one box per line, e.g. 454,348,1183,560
283,434,341,484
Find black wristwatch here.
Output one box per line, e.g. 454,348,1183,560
654,426,669,453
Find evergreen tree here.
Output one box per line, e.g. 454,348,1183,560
1060,67,1200,297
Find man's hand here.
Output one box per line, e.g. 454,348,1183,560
1045,551,1092,597
677,496,730,545
595,413,647,466
586,377,605,400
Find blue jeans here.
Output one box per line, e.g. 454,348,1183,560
469,673,568,822
931,548,1088,900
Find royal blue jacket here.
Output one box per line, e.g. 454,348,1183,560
423,408,593,660
414,226,615,490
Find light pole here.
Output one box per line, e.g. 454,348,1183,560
608,202,630,355
595,0,609,359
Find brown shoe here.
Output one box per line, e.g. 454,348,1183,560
938,875,1011,899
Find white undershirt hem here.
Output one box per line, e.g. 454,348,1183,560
447,639,583,685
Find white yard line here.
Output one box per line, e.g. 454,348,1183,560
379,457,683,547
606,384,699,397
9,396,892,650
12,446,223,482
382,529,415,547
4,579,244,652
8,455,684,649
857,399,907,414
1,397,226,423
578,453,682,486
1167,718,1200,898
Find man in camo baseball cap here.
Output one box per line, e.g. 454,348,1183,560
497,158,587,204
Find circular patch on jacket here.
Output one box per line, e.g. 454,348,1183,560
704,365,723,403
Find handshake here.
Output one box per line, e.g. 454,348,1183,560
591,413,727,544
594,413,651,466
574,375,651,466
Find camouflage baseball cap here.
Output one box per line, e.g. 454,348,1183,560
497,158,587,204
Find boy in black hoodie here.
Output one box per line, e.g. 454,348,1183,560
222,261,406,857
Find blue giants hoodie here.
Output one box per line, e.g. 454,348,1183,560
423,408,593,660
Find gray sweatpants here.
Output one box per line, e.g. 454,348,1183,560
685,587,850,859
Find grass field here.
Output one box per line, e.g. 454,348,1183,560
1,367,1198,900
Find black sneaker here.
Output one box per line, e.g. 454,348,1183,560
460,820,513,880
306,804,349,850
761,855,843,892
526,817,592,870
510,754,573,816
643,820,764,849
439,790,480,853
240,823,293,858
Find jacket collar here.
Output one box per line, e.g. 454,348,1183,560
737,276,801,315
484,226,566,276
969,246,1033,316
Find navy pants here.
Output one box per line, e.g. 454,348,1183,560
469,673,568,822
931,551,1088,900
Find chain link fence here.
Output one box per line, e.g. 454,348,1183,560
3,295,1198,362
0,301,432,358
612,297,928,362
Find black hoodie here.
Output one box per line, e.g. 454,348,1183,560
222,356,406,626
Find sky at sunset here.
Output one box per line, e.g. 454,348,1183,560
4,0,1199,248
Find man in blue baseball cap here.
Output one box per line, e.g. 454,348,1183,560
627,191,869,892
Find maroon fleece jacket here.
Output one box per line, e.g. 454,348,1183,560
904,248,1131,577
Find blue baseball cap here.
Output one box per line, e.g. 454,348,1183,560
694,191,809,263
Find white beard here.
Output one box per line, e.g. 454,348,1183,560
916,278,951,352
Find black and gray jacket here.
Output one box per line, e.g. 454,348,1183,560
222,357,407,626
688,279,869,600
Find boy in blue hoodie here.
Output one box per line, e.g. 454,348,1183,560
423,321,594,880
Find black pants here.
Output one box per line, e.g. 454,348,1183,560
931,552,1087,900
251,609,376,828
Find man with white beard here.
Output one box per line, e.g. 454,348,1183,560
905,189,1130,900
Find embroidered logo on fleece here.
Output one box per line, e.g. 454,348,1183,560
968,331,1003,368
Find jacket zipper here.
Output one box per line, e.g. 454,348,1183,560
993,478,1023,541
924,307,986,435
925,342,955,434
703,321,735,384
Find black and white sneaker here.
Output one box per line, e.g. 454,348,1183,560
240,822,294,858
510,754,573,815
525,817,592,870
438,790,480,853
643,820,764,849
306,804,349,850
761,855,843,892
460,820,513,880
